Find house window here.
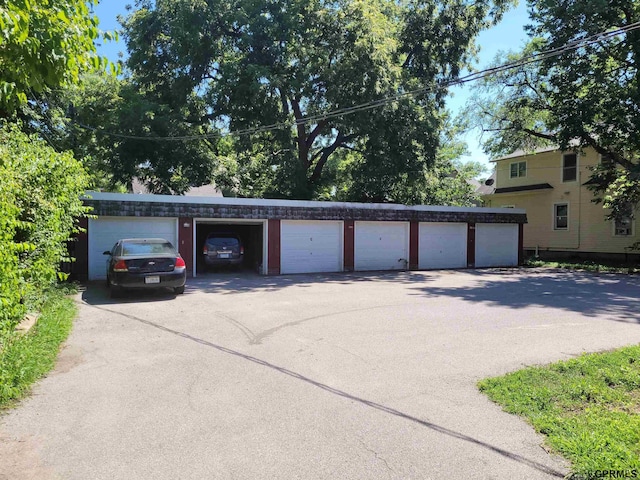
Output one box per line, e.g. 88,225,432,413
510,161,526,178
554,203,568,230
562,153,577,182
614,217,633,236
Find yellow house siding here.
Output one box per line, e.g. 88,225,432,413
579,198,639,253
485,147,639,255
494,148,597,189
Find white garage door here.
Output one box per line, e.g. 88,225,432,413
88,217,178,280
419,222,467,269
280,221,343,274
355,221,409,271
475,223,519,268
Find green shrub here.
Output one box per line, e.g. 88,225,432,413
0,160,26,335
0,126,90,334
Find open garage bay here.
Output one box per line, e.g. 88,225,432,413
195,220,265,275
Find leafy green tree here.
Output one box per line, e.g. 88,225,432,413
119,0,512,200
0,127,91,333
0,0,113,116
0,1,107,333
331,114,485,204
17,72,121,190
74,80,219,194
20,72,220,194
467,0,640,219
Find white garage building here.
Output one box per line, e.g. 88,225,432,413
75,192,526,280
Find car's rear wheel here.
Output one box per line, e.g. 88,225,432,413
174,286,185,295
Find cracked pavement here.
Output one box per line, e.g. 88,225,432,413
2,268,640,479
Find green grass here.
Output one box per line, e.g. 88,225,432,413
0,287,76,409
479,346,640,476
526,259,638,274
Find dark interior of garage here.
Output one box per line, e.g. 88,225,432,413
195,222,263,274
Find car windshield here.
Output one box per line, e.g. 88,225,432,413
122,242,176,256
206,237,239,248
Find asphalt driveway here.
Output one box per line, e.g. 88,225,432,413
2,268,640,479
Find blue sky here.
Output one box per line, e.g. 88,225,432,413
92,1,531,171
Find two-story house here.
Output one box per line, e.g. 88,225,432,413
482,146,639,262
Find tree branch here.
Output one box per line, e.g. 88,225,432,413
341,144,365,154
481,125,557,142
402,47,416,69
309,132,356,184
306,119,328,148
290,97,310,168
582,132,636,171
521,128,556,141
522,77,544,101
277,88,289,116
309,148,323,165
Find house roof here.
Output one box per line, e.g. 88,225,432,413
491,140,582,161
475,171,496,195
179,184,224,197
582,177,600,186
131,178,224,197
494,183,554,194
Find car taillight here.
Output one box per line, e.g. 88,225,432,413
113,260,128,272
240,246,244,255
203,245,208,254
175,257,186,268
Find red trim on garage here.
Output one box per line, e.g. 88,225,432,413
467,223,476,268
409,221,419,270
268,219,281,275
344,220,355,271
518,223,524,266
71,217,89,279
179,217,194,277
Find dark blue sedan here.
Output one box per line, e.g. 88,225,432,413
104,238,186,298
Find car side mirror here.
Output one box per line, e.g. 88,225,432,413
103,251,111,255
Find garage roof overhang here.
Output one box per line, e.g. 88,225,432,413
82,192,527,224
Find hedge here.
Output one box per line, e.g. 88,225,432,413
0,126,91,336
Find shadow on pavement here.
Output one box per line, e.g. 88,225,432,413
82,269,439,305
411,268,640,324
189,269,438,294
80,284,179,306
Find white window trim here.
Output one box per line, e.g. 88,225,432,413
553,202,569,231
509,160,527,179
561,153,578,183
612,217,635,237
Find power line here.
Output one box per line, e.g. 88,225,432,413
73,21,640,142
76,21,640,140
